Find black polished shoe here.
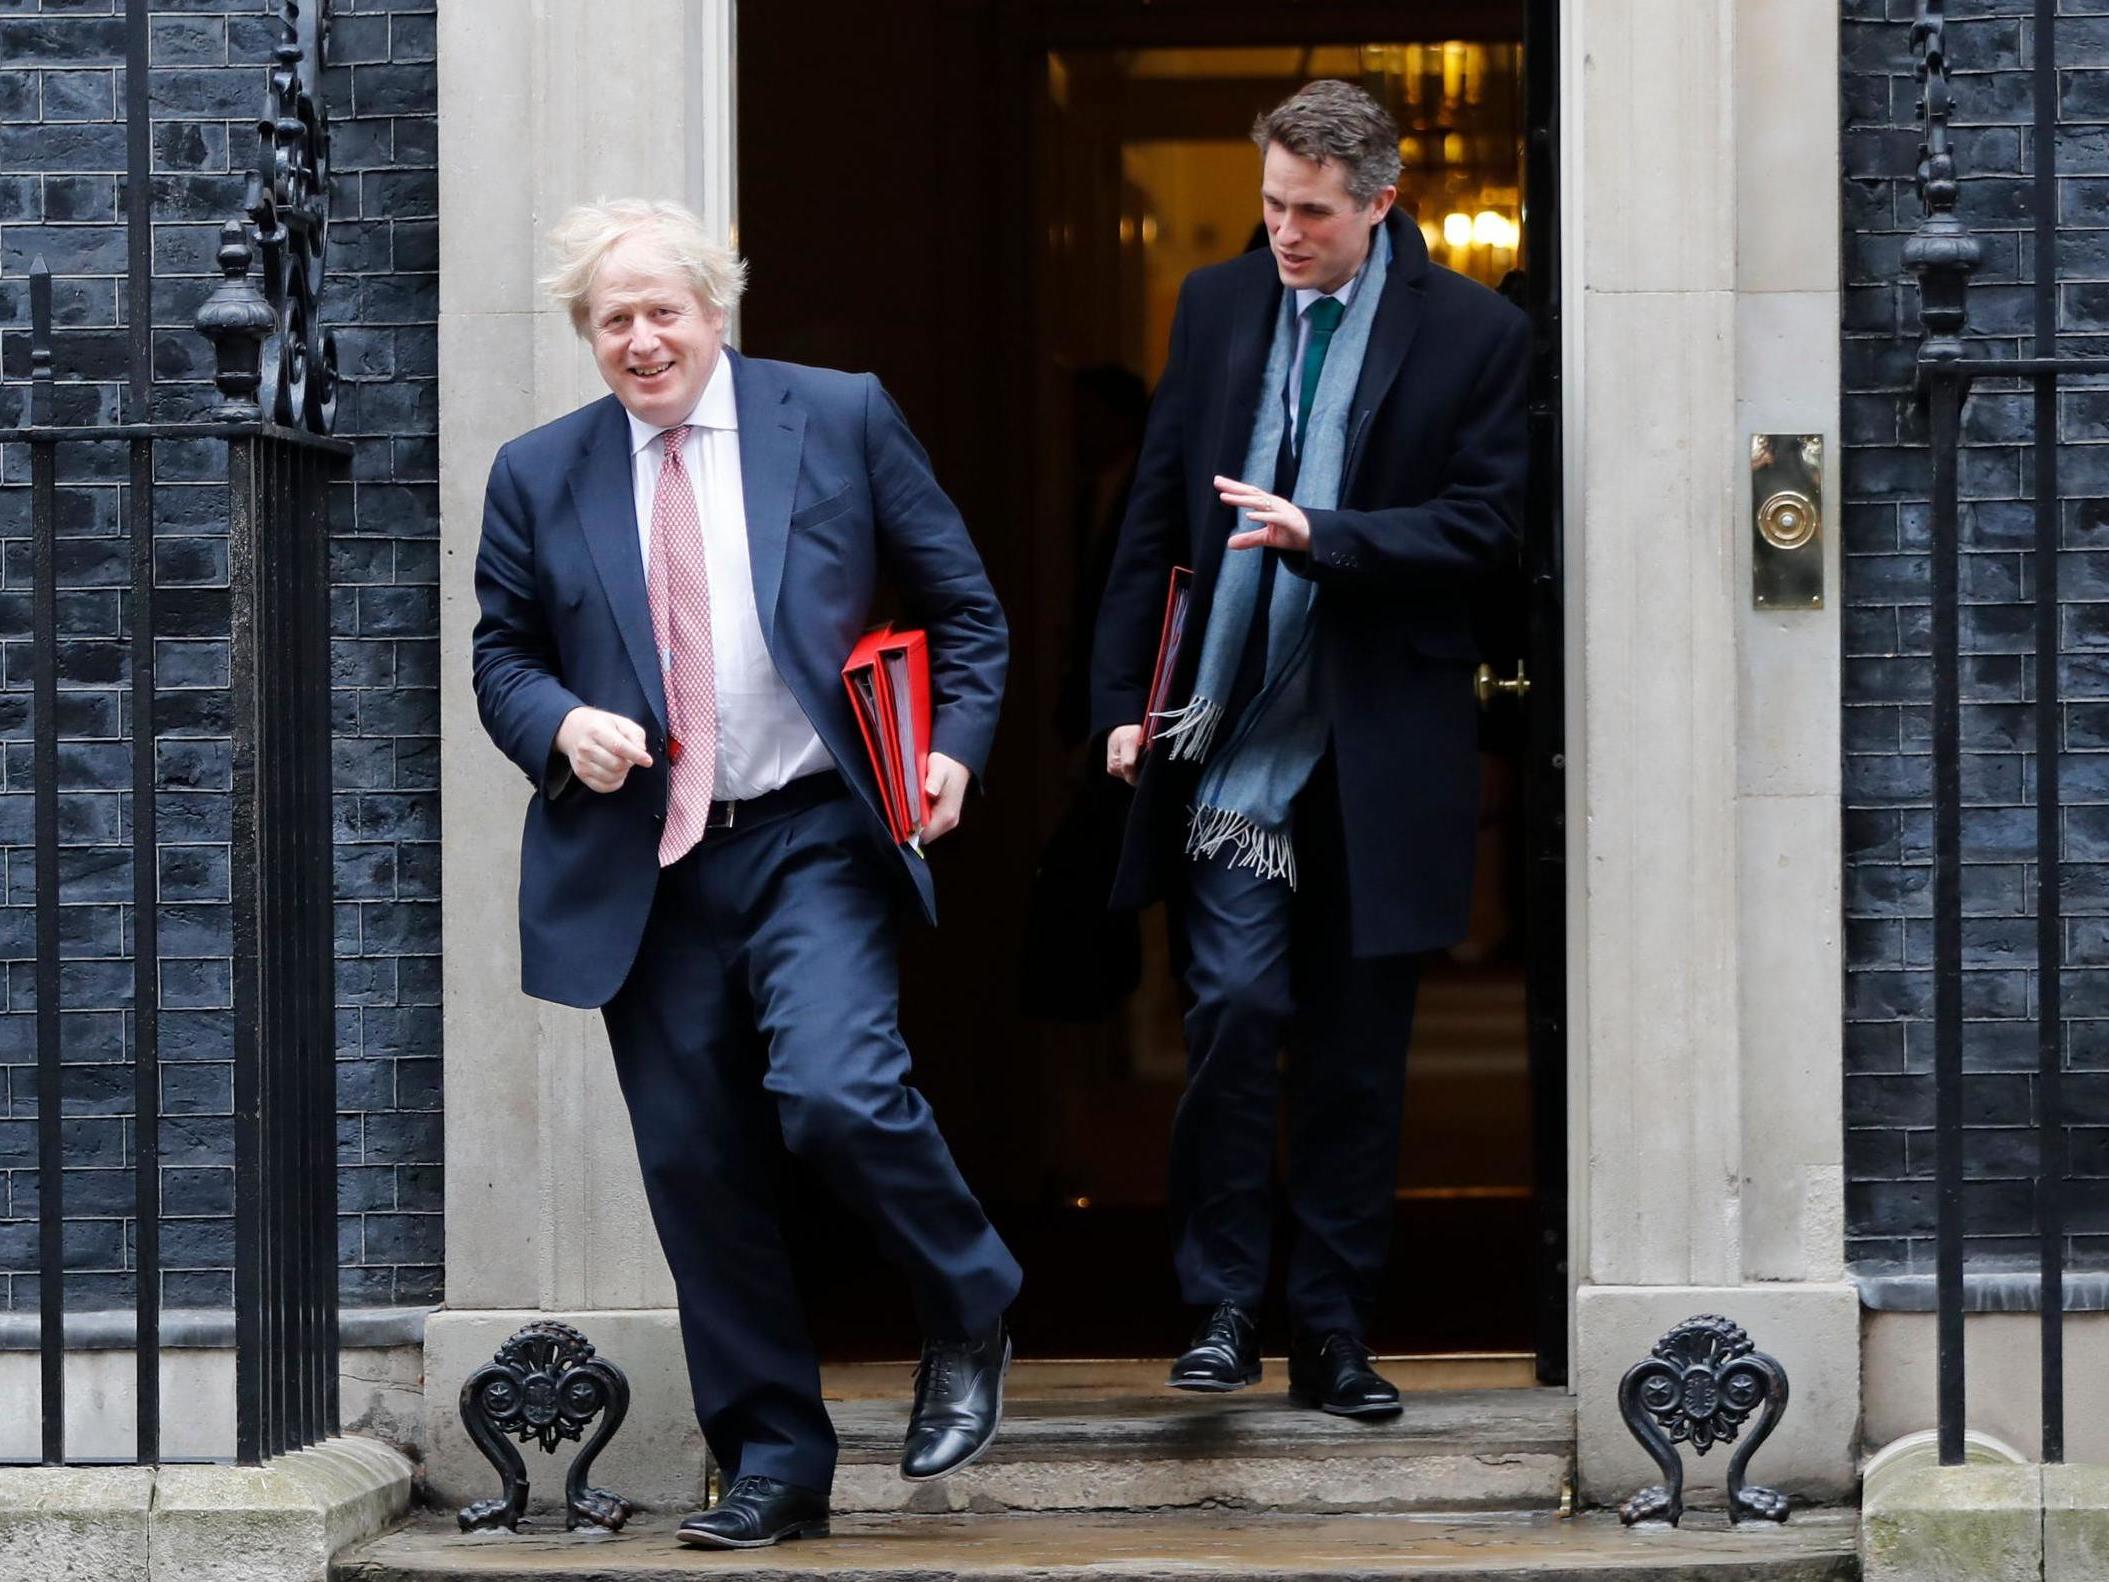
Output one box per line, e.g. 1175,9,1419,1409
1289,1330,1403,1418
1169,1301,1261,1392
675,1475,830,1549
900,1317,1010,1481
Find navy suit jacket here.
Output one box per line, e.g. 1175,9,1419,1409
1090,211,1529,957
472,350,1008,1008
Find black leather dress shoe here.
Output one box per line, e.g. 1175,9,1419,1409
1169,1301,1261,1392
676,1475,830,1549
1289,1330,1403,1418
900,1317,1010,1481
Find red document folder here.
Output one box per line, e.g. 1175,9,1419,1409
842,626,932,843
1140,566,1194,750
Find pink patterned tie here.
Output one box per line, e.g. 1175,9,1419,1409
645,426,718,865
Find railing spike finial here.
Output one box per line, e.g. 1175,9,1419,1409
194,221,276,421
28,256,53,426
1906,0,1984,380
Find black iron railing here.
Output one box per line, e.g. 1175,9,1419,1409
1908,0,2091,1466
2,0,346,1467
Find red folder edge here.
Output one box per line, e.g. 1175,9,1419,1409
1140,566,1194,750
878,627,932,836
842,626,932,843
843,627,907,840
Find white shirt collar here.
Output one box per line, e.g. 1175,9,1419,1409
1294,273,1358,320
625,350,738,459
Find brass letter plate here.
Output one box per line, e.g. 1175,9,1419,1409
1752,434,1823,611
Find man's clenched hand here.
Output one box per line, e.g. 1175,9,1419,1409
1105,724,1144,786
920,751,971,843
555,706,653,793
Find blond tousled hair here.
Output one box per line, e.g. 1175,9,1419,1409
543,199,748,336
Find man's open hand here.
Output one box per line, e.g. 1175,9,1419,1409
1105,724,1144,786
555,706,652,793
1218,474,1311,552
920,751,971,843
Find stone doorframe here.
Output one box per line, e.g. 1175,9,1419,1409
432,0,1858,1509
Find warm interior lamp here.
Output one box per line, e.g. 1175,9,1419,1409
1442,211,1474,248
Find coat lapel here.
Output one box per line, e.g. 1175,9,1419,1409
731,350,806,651
568,396,667,732
1342,211,1430,489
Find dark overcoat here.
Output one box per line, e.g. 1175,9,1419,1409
1090,209,1530,956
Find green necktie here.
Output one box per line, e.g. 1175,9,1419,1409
1295,294,1347,453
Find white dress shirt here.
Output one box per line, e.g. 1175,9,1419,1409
628,354,832,800
1288,272,1360,448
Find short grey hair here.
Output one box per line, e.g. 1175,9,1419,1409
544,199,748,336
1251,80,1402,207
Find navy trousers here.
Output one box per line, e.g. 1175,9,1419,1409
1168,757,1422,1337
601,780,1021,1493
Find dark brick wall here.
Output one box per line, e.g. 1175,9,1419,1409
0,0,440,1311
1843,0,2109,1273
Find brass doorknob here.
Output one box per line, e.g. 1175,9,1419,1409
1475,660,1530,709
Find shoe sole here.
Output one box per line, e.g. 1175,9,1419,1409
1168,1369,1261,1393
675,1520,830,1550
1288,1387,1403,1418
899,1335,1012,1483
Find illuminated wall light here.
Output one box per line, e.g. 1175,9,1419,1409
1472,209,1511,248
1442,211,1474,249
1140,214,1158,245
1419,219,1441,254
1119,216,1135,245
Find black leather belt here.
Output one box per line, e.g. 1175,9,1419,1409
703,771,846,831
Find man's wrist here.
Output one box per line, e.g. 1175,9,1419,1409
553,705,591,757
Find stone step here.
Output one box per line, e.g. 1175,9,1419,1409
826,1385,1575,1515
334,1509,1860,1582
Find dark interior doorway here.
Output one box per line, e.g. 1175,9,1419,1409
736,0,1564,1376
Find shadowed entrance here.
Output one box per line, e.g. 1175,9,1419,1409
735,2,1563,1373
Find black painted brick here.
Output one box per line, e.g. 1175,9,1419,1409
0,4,441,1313
1844,8,2109,1275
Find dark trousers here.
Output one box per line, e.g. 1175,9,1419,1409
601,783,1021,1494
1169,759,1421,1337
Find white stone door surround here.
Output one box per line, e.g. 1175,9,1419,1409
431,0,1860,1508
1560,0,1856,1503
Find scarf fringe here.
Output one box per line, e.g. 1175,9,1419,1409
1152,696,1222,763
1186,804,1299,887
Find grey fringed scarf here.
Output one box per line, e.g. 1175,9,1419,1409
1150,226,1389,885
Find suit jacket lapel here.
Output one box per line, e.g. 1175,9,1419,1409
1343,212,1429,489
568,396,667,732
731,350,806,651
1202,264,1283,592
